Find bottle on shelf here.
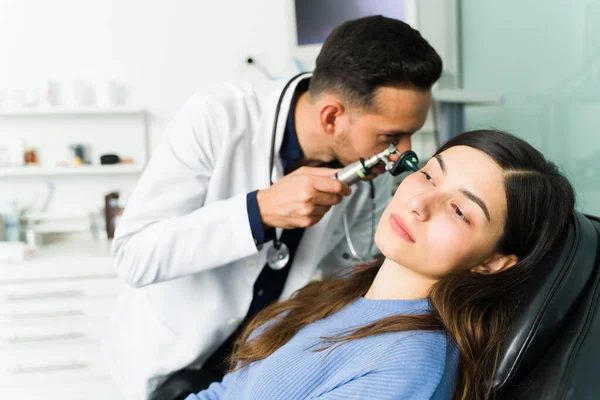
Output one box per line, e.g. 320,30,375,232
104,192,122,239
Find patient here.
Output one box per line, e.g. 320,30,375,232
185,129,575,400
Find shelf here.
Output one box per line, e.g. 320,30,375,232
33,222,90,234
0,107,146,116
21,212,92,234
432,89,504,105
22,212,90,221
0,164,143,177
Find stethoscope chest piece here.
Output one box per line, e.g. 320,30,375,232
266,242,290,270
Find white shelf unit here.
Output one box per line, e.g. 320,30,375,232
0,164,144,177
0,106,150,171
0,106,149,236
0,107,146,117
25,211,90,221
21,211,94,235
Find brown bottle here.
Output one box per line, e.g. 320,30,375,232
104,192,120,239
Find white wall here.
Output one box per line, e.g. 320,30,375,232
0,0,455,218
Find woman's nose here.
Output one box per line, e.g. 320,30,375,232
408,190,441,221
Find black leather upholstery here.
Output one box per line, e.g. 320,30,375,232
496,212,600,399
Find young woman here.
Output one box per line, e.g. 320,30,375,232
185,129,575,400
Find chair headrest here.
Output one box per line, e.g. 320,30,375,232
494,211,600,389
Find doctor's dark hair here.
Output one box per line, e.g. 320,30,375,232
309,15,442,110
229,130,575,400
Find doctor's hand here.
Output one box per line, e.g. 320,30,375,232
256,166,351,229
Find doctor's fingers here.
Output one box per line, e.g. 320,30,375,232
294,205,332,225
310,190,343,206
310,176,352,196
309,204,332,217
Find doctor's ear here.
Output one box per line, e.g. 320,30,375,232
319,96,345,135
470,253,518,275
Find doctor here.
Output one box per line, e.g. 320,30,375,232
103,16,442,400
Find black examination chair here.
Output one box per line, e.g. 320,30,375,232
494,211,600,399
156,211,600,400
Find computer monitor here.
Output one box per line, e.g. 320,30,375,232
294,0,416,46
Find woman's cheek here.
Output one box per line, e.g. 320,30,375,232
394,173,421,197
428,220,464,259
374,223,400,260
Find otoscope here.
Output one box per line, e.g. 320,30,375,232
332,142,420,186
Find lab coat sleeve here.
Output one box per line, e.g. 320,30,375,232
112,90,259,287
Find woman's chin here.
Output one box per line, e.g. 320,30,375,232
376,236,407,261
378,246,404,265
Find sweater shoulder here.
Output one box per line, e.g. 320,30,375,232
366,330,453,384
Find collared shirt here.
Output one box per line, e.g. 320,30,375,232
246,79,311,245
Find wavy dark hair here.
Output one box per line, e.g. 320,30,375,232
230,130,576,400
309,15,443,110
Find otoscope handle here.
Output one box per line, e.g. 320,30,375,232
332,159,369,186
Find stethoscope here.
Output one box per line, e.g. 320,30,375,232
266,74,420,270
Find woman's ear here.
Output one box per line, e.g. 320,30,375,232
471,253,519,275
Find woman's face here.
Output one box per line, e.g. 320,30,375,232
375,145,509,280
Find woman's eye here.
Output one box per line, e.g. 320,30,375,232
453,204,469,224
420,171,435,185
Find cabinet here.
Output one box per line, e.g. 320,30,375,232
0,239,123,400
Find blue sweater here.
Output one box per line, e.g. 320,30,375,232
185,297,459,400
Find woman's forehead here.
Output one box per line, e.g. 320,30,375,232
437,146,503,176
436,146,507,224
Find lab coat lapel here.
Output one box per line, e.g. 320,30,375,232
254,73,315,242
281,199,347,298
254,73,312,186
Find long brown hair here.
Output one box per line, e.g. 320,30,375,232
230,130,576,400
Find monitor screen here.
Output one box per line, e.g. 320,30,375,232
294,0,407,46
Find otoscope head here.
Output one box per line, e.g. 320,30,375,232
388,150,419,176
332,144,420,186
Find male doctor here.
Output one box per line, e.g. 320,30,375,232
103,16,442,400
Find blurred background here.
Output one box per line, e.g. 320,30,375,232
0,0,598,398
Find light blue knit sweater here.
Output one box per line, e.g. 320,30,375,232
185,297,459,400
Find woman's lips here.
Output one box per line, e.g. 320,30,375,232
389,214,415,243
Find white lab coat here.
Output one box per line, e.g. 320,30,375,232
102,73,391,400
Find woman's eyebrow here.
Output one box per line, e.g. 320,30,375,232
461,189,491,222
435,154,491,222
434,154,446,174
